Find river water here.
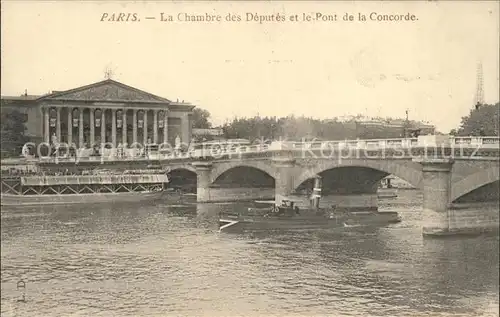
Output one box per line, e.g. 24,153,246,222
1,190,498,317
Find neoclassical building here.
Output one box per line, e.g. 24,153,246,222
1,79,195,148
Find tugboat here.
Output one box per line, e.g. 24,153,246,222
218,198,401,233
218,175,402,233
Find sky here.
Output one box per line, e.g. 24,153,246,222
1,1,499,132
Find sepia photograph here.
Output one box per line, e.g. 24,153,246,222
1,1,499,316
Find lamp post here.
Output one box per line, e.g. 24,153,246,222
403,109,409,138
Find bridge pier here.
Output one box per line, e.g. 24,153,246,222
416,157,455,236
272,154,296,205
192,162,212,203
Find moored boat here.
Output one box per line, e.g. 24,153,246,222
1,190,164,207
1,171,169,207
378,177,398,198
377,176,401,198
218,199,401,232
377,188,398,199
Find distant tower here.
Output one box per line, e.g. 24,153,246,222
474,61,484,110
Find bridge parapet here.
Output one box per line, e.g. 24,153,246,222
282,136,499,150
7,136,499,166
19,143,500,166
452,136,499,147
192,146,499,162
284,138,419,150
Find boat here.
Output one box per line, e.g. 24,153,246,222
1,190,165,207
377,188,398,199
382,175,417,190
377,177,398,198
218,198,401,232
162,187,197,201
0,170,169,207
294,188,398,199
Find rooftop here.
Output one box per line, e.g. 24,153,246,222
1,79,195,110
1,95,41,101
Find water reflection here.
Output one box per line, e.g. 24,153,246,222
1,191,498,317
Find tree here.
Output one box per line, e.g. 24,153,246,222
1,109,29,158
452,103,499,136
218,114,427,142
192,108,212,129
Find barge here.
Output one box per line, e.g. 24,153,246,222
1,172,169,207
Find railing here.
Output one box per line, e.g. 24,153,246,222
20,174,169,186
283,138,418,150
6,136,499,165
452,136,499,146
282,136,499,150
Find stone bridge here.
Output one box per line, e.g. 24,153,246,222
25,135,499,236
162,135,499,236
168,152,498,204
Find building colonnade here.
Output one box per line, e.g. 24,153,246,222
42,105,188,148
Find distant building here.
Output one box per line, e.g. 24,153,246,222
192,128,223,136
1,79,195,147
192,128,224,142
355,118,435,138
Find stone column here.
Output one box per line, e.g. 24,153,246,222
111,109,117,147
44,107,50,143
153,110,158,144
100,109,106,145
193,162,213,202
187,113,193,145
132,109,138,145
414,157,454,236
122,109,127,147
56,107,61,141
79,108,84,148
90,108,95,146
143,110,148,146
163,110,169,146
181,112,190,145
67,108,72,145
272,152,296,205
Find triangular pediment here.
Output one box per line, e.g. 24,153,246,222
38,79,170,103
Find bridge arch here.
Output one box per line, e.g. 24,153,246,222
293,159,422,190
166,165,198,191
210,160,277,184
451,166,500,202
168,165,197,174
